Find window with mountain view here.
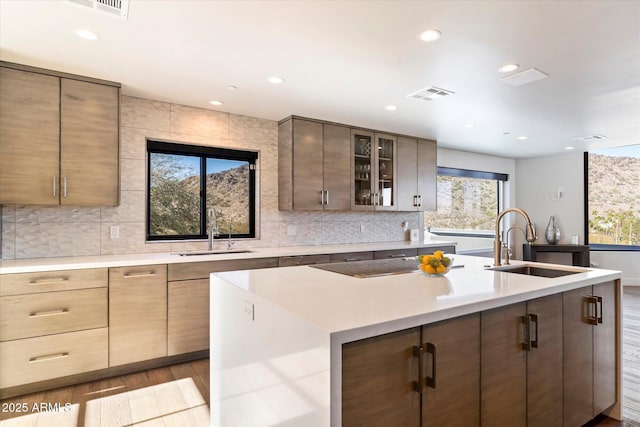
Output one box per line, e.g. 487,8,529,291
586,145,640,249
147,140,257,240
424,167,506,236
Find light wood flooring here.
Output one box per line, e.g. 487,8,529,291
1,287,639,427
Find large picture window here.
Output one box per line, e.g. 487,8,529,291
585,145,640,249
424,167,507,237
147,140,257,241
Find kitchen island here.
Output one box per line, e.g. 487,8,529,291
210,255,623,427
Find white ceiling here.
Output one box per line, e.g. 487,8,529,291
1,0,639,158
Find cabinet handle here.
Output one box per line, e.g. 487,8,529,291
321,190,325,206
529,313,539,349
29,352,69,363
123,271,156,278
29,308,69,318
389,254,407,258
425,342,437,389
596,296,603,324
52,176,57,198
413,195,418,207
344,257,362,262
325,190,329,206
28,277,69,285
521,315,532,351
412,345,425,393
585,296,599,325
63,176,67,198
418,195,422,207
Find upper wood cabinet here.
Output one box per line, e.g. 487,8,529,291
0,62,120,206
397,137,437,211
278,117,351,211
352,130,397,211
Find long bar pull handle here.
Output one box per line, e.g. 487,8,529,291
325,190,329,206
29,277,70,285
418,195,422,207
390,254,407,258
412,345,425,393
123,271,156,278
529,313,539,349
426,342,437,389
29,308,69,318
52,176,57,198
63,176,67,198
596,296,603,324
29,352,69,363
521,315,532,351
413,195,418,207
585,296,599,325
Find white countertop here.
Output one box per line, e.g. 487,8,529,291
0,240,455,274
213,254,622,342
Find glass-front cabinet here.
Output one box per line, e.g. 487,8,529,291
351,129,397,210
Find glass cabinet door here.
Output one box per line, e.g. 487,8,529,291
352,131,373,208
376,135,395,208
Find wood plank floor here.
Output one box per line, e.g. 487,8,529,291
0,287,638,426
0,358,209,427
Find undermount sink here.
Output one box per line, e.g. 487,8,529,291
487,264,587,278
175,249,253,256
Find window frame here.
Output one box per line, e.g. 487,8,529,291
425,167,508,238
146,139,257,241
583,150,640,251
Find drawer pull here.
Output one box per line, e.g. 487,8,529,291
29,352,69,363
29,308,69,318
123,271,156,278
28,277,70,285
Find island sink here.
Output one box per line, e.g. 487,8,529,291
488,264,586,278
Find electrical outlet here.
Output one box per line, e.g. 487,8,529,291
360,224,365,233
243,301,255,321
287,225,296,236
110,225,119,240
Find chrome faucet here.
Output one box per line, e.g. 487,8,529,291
207,207,219,251
226,222,235,251
494,208,536,266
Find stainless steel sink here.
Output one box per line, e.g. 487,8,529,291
487,264,585,278
176,250,253,256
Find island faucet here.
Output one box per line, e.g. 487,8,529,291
207,207,219,251
494,207,536,266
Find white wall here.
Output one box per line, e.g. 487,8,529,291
516,152,638,285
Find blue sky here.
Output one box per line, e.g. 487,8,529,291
592,144,639,158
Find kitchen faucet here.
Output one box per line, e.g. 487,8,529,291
226,222,235,251
207,207,219,251
494,208,536,266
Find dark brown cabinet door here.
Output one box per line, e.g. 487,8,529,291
323,123,351,210
422,314,480,427
527,294,563,427
564,286,594,426
593,281,617,415
481,302,527,427
291,119,324,210
342,328,421,427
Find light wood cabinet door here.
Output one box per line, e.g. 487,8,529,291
421,314,480,427
593,281,617,415
168,278,209,355
397,136,419,211
342,328,421,427
481,302,527,427
61,78,119,206
0,67,60,204
563,286,594,426
292,119,324,210
109,265,167,366
322,123,351,210
526,294,563,427
416,138,437,211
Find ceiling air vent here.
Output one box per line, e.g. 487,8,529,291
574,134,607,142
407,86,455,101
68,0,129,19
501,68,549,87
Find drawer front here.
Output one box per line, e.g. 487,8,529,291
0,288,107,342
109,264,167,286
0,268,108,296
0,327,108,389
373,248,418,259
168,257,279,281
278,254,331,267
417,245,456,255
329,251,374,263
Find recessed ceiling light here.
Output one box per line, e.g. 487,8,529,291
464,123,477,128
75,28,99,41
498,63,519,73
209,100,223,106
226,85,238,91
384,105,398,111
517,136,528,140
267,76,284,84
419,30,442,42
565,146,575,150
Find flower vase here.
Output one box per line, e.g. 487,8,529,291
545,215,560,244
